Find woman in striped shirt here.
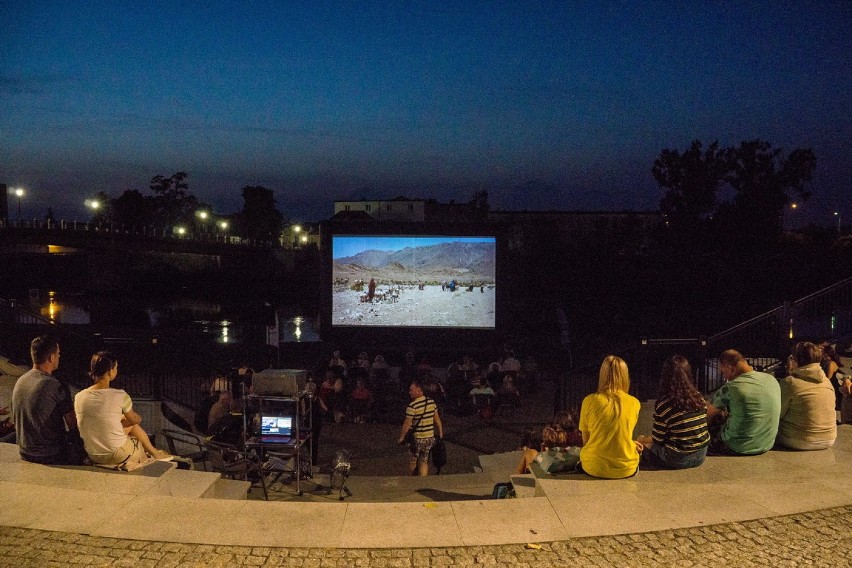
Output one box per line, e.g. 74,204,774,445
636,355,710,469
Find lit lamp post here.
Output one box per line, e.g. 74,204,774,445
195,210,209,235
14,188,24,221
292,224,302,248
835,211,841,234
217,220,229,242
85,199,101,229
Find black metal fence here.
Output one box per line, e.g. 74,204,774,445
555,277,852,411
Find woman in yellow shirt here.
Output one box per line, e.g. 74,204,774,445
578,355,641,479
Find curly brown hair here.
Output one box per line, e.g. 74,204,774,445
659,355,705,412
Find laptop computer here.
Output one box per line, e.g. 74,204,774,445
257,414,294,444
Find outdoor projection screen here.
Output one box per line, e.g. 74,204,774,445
332,235,496,329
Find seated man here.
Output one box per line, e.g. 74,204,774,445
707,349,781,455
11,336,80,465
777,342,836,450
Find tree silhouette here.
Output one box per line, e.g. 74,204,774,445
109,190,155,227
725,139,816,234
652,140,727,231
149,172,199,226
238,185,282,241
653,139,816,237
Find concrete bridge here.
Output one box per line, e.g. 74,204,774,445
0,218,276,256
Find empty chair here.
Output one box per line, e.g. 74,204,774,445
206,440,267,500
160,428,209,471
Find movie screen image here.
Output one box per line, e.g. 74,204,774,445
332,235,496,328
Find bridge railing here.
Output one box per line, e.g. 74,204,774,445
0,218,277,248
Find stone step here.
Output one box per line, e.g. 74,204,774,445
147,466,225,498
201,477,251,500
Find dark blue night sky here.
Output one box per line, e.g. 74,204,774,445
1,1,849,225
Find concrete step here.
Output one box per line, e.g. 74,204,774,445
201,477,251,500
147,466,225,498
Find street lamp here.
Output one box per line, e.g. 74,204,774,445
835,211,841,233
218,220,229,231
85,199,101,211
13,188,24,220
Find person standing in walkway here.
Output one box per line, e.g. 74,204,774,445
397,380,443,476
11,335,79,465
707,349,781,455
577,355,641,479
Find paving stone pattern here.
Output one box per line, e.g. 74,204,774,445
2,506,850,567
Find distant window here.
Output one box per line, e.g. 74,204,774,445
345,205,350,211
365,204,371,211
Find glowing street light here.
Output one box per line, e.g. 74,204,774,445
196,210,209,221
85,199,101,211
175,226,187,236
13,187,24,220
218,220,229,231
835,211,841,233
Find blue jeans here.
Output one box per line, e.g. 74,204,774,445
642,443,707,469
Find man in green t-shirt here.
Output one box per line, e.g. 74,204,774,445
707,349,781,455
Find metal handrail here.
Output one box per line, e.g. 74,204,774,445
0,298,55,325
708,276,852,344
791,276,852,306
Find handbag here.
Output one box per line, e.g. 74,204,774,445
430,437,447,471
534,446,580,474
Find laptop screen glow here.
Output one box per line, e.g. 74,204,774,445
260,416,293,436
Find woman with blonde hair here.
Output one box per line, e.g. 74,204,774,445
577,355,641,478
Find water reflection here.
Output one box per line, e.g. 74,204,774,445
29,290,319,344
41,291,91,325
281,315,320,343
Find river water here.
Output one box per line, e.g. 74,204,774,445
23,288,320,345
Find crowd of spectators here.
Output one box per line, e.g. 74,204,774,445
512,340,848,482
7,332,850,485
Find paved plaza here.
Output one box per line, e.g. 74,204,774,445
1,506,850,567
2,379,852,565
